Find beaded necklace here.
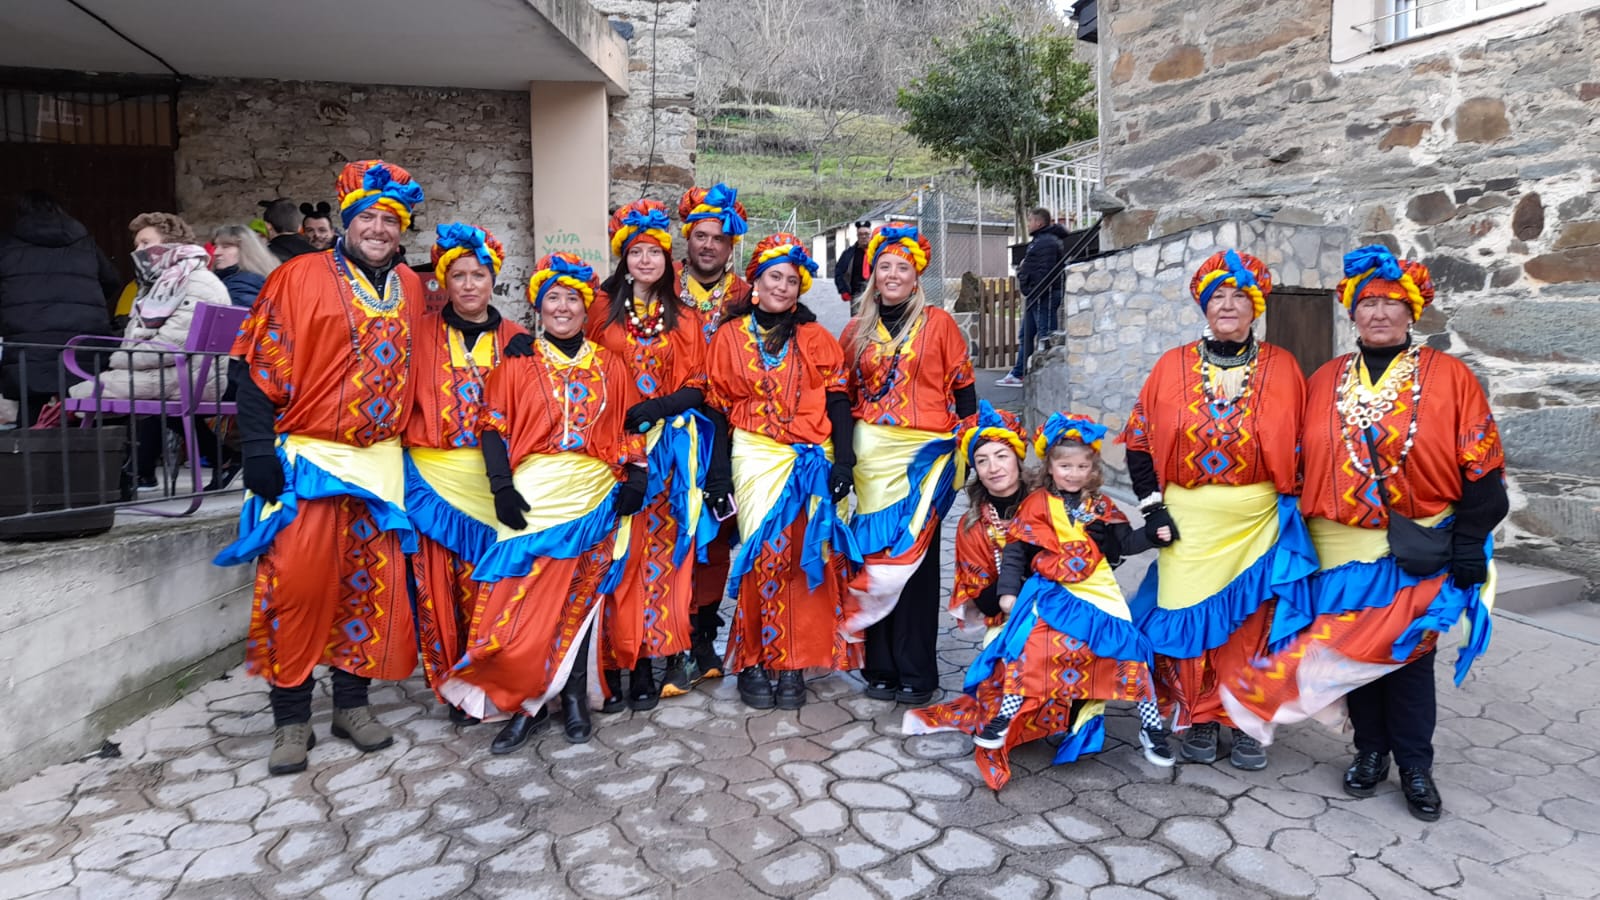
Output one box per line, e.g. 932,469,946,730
536,336,607,450
1337,346,1423,479
1050,487,1099,525
747,315,797,425
335,250,404,315
681,272,731,321
981,499,1016,573
1198,341,1258,411
333,254,409,434
856,314,921,404
626,292,666,339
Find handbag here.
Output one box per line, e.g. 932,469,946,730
1362,427,1452,576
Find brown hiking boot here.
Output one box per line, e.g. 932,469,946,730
268,723,317,776
331,706,394,753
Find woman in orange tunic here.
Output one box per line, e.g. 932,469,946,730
1223,249,1506,822
437,252,647,753
403,224,525,723
676,183,754,681
1117,249,1316,772
588,200,712,709
840,224,977,706
704,233,862,709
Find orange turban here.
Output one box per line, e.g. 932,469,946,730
336,160,423,232
1190,250,1272,319
609,199,673,257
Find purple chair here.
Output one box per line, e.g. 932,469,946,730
61,302,250,515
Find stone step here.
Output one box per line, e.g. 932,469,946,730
1512,599,1600,646
1493,561,1587,614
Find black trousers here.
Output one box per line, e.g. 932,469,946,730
863,538,943,692
134,414,223,479
269,669,372,726
1348,649,1437,770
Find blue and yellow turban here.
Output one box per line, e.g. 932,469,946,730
336,160,424,232
1337,245,1435,320
744,232,820,294
1191,249,1271,319
609,199,673,257
958,400,1028,469
866,223,931,275
526,252,598,310
430,223,505,286
1034,412,1108,457
678,184,749,243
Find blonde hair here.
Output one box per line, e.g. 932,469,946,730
211,224,279,278
848,271,930,365
1046,442,1105,497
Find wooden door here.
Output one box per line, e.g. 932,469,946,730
1265,287,1336,377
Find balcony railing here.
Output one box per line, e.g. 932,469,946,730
1034,138,1102,232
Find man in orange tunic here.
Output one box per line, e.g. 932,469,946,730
216,160,425,776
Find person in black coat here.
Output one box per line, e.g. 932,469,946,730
998,208,1069,386
260,198,319,262
833,220,872,307
0,191,119,422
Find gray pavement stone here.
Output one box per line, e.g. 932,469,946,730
856,809,939,852
1154,816,1233,862
1269,828,1356,878
863,853,942,899
744,843,831,894
947,870,1053,899
569,860,660,898
920,828,1003,875
1143,867,1271,900
783,799,850,837
1095,838,1183,884
1218,846,1317,897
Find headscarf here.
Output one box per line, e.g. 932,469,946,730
959,400,1028,470
431,223,505,286
1033,412,1108,458
1337,245,1435,320
678,184,749,243
527,252,598,310
336,160,425,232
744,233,820,295
1190,249,1272,319
865,223,931,275
132,243,211,323
609,200,673,257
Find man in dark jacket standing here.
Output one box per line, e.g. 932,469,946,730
0,191,119,422
261,198,319,262
833,219,872,309
996,207,1068,387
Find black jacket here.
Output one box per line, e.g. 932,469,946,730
0,210,118,397
834,243,869,298
268,232,319,263
1017,223,1068,307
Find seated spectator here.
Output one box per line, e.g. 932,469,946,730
210,224,278,307
0,191,119,424
69,212,230,489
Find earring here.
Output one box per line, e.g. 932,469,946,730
535,317,545,340
625,273,634,285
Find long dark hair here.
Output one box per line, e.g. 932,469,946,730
600,253,683,333
721,293,817,356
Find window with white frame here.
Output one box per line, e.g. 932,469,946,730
1374,0,1539,46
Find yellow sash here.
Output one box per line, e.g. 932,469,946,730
1308,509,1498,612
407,446,497,527
1043,494,1134,621
853,421,953,533
283,434,405,511
497,452,620,543
1156,482,1279,611
731,429,835,545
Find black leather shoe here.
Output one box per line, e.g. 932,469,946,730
447,705,481,727
560,649,593,744
896,686,935,705
738,666,776,709
490,707,549,755
600,669,625,714
864,678,899,701
629,658,660,711
1343,750,1390,798
775,670,807,709
1399,767,1442,821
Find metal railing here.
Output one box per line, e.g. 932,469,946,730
1034,138,1102,232
0,340,241,536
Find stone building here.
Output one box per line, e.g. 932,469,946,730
0,0,698,321
1032,1,1600,591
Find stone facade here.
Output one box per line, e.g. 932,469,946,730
1031,1,1600,590
176,79,536,311
593,0,699,209
1025,219,1348,488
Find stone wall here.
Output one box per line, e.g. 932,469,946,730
175,79,536,313
1024,219,1347,489
1074,0,1600,590
592,0,699,209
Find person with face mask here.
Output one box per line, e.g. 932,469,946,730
214,160,426,777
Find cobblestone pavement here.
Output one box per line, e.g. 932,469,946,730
6,516,1600,899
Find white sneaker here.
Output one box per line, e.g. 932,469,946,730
994,373,1024,387
1139,727,1177,767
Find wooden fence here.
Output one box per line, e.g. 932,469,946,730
974,277,1022,368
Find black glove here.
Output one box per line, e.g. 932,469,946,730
829,462,854,502
624,398,668,435
241,450,284,502
704,474,735,521
1141,503,1179,546
972,585,1002,618
503,333,536,358
616,465,648,516
1450,533,1488,589
493,486,531,530
1086,520,1123,566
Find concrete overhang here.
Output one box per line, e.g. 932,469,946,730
0,0,631,96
